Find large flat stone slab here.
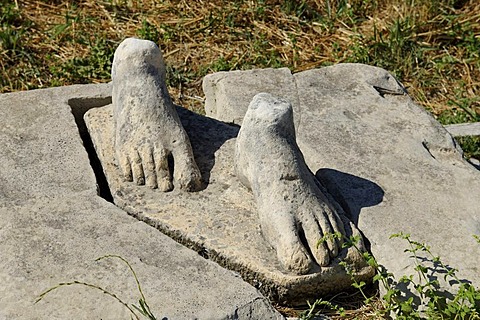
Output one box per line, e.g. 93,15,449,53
0,84,282,319
85,103,373,305
202,64,480,291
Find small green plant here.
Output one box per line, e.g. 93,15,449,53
299,297,345,320
387,233,480,320
307,232,480,319
0,2,29,54
35,255,158,320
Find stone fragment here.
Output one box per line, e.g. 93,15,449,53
203,68,299,126
203,64,480,294
112,38,201,191
235,93,365,275
445,122,480,137
0,84,283,319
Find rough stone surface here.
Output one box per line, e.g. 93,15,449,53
0,84,283,320
235,93,366,275
85,102,374,305
112,38,201,191
202,64,480,293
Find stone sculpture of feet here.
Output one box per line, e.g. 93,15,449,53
235,93,349,275
112,38,201,191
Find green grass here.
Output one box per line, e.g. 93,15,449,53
36,255,158,320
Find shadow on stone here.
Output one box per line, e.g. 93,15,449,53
467,158,480,171
387,253,472,311
69,97,114,202
176,106,240,188
315,168,384,225
416,255,472,286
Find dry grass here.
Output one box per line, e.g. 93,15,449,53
277,286,388,319
1,0,479,118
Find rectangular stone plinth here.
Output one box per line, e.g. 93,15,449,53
445,122,480,137
85,104,373,306
203,68,299,126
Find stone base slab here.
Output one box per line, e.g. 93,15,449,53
85,103,374,306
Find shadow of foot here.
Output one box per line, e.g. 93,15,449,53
315,168,384,225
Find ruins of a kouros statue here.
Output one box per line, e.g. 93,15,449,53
110,37,365,274
84,37,375,304
235,93,364,274
3,34,478,319
112,38,202,192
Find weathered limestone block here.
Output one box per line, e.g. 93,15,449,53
235,93,365,275
112,38,201,191
203,64,480,294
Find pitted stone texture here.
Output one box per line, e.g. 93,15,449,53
203,64,480,292
235,93,367,275
0,84,283,320
112,38,201,191
203,68,300,126
85,103,374,305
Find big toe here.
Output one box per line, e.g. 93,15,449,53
277,241,314,275
176,167,202,192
